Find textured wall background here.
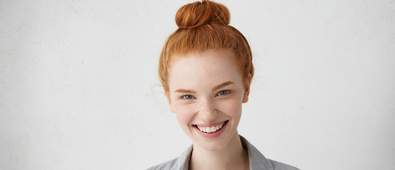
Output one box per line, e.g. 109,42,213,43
0,0,394,169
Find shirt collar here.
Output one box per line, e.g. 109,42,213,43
175,135,274,170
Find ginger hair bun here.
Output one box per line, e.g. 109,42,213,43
175,0,230,29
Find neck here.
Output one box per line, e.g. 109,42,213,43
190,135,249,170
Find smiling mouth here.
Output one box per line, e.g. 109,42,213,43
192,120,229,134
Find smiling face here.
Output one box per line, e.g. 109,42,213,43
167,49,249,151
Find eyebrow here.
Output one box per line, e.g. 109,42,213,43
212,81,234,91
174,89,196,93
174,81,234,93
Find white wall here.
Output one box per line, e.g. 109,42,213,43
1,0,394,169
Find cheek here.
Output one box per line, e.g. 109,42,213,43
176,113,192,127
172,103,197,126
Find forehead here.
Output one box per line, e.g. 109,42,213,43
168,49,243,90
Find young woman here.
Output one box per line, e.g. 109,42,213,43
149,1,299,170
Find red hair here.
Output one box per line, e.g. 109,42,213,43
159,0,254,95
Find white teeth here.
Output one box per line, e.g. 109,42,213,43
196,122,225,133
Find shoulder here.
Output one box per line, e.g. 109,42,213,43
267,159,300,170
146,158,179,170
147,146,192,170
240,135,300,170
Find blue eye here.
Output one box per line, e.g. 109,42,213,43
216,90,231,96
180,95,195,100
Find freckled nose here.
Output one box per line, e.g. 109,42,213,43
198,98,218,121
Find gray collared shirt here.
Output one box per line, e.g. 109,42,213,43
147,136,299,170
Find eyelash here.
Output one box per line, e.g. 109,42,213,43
216,89,232,97
179,90,232,100
180,95,196,100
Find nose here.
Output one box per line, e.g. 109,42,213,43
198,97,218,122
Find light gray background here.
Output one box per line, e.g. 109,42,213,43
1,0,394,170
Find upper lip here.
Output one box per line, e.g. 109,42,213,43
192,120,228,127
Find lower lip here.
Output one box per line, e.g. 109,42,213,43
193,121,228,138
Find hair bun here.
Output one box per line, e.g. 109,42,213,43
175,0,230,29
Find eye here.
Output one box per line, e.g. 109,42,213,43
216,90,231,97
180,94,196,100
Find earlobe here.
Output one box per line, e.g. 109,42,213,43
168,100,176,113
165,93,175,112
167,99,175,113
169,104,175,113
243,76,252,103
242,90,249,103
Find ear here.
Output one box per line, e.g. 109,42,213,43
242,74,252,103
169,104,175,113
242,88,250,103
168,100,176,113
165,92,175,112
